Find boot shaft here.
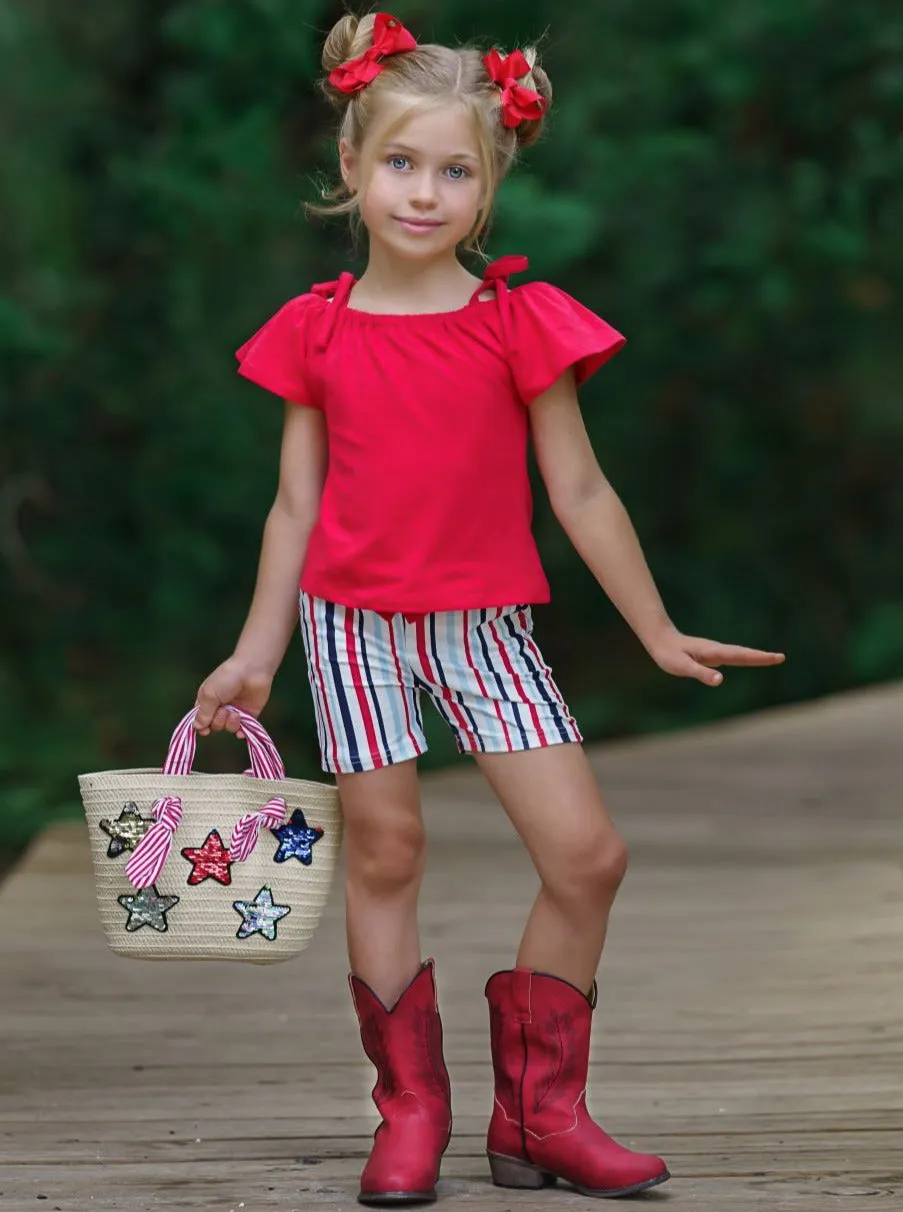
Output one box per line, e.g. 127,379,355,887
351,961,452,1202
485,968,594,1130
351,960,451,1112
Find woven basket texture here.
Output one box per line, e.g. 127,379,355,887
78,767,342,963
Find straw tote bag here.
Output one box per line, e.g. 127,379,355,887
78,706,342,962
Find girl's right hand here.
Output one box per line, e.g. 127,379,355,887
193,658,274,737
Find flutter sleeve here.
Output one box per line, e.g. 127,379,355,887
507,281,626,404
235,294,320,407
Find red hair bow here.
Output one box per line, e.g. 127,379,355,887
483,48,546,128
328,12,417,95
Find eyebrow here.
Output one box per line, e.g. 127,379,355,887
384,142,480,164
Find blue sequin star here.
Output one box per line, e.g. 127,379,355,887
232,886,291,941
271,808,324,866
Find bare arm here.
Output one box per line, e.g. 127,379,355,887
233,402,328,674
529,374,784,684
195,402,328,733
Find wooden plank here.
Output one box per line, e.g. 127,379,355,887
2,684,903,1209
2,1160,902,1211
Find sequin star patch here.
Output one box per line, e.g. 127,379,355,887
117,885,180,933
99,802,153,858
271,808,324,866
232,886,291,941
180,829,233,886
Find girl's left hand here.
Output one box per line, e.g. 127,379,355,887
647,629,785,687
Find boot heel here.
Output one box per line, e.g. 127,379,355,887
488,1152,555,1189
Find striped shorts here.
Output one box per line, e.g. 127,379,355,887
299,593,583,775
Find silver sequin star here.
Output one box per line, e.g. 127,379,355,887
117,885,180,932
232,886,291,941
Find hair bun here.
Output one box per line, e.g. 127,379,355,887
321,13,378,109
513,49,552,149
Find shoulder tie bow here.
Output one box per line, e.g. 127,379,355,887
328,12,417,95
483,49,547,129
469,255,530,355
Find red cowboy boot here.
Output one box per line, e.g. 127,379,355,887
350,960,452,1206
485,968,670,1197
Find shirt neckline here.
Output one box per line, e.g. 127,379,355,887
322,256,527,323
345,294,495,320
339,275,494,322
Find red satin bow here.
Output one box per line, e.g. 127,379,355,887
482,254,529,281
328,12,417,94
483,49,547,129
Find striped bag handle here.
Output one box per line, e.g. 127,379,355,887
163,706,286,780
125,706,288,889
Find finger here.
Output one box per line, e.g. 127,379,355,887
670,653,724,686
223,710,244,737
718,650,785,667
194,689,217,733
209,706,231,733
693,642,785,667
694,663,723,687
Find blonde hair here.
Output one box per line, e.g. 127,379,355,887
310,11,552,251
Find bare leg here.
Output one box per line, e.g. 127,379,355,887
341,760,452,1204
339,758,426,1008
475,743,628,993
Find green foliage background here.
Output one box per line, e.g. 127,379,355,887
3,0,901,855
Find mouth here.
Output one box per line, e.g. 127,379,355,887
395,217,444,232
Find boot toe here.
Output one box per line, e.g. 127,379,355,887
358,1188,437,1207
360,1158,440,1201
359,1119,447,1204
578,1153,670,1197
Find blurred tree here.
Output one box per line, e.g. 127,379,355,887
1,0,901,852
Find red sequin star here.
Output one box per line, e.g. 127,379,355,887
180,829,233,886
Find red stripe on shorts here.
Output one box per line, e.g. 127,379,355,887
308,596,341,771
462,609,513,750
487,608,549,746
415,616,473,737
344,605,385,769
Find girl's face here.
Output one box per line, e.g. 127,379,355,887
342,103,485,263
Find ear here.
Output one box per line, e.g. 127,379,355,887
339,138,358,192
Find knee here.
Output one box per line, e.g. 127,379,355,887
547,832,629,905
347,818,426,897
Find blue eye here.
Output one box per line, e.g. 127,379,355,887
447,165,469,180
388,155,410,171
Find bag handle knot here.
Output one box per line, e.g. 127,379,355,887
125,794,183,889
229,797,287,862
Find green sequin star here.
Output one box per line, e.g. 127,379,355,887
232,886,291,942
117,885,180,933
99,802,153,858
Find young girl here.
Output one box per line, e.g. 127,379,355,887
195,11,784,1205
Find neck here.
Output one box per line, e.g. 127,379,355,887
357,242,479,307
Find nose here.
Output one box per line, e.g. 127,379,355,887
408,170,439,209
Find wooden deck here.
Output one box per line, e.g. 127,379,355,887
3,685,903,1210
